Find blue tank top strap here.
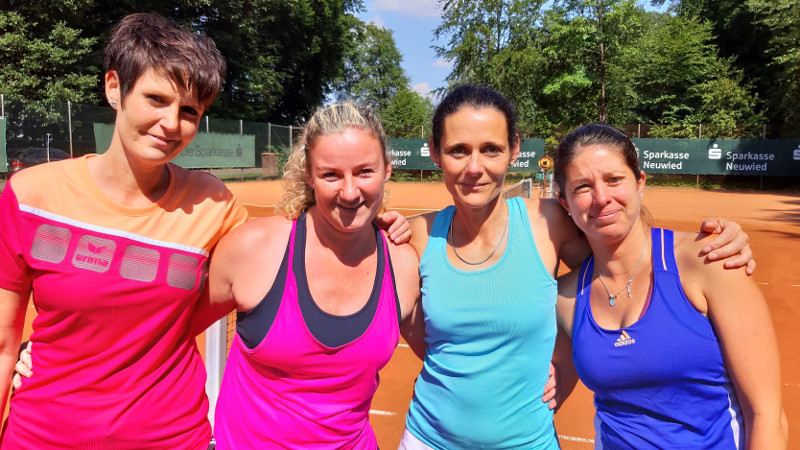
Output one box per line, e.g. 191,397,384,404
573,256,594,335
429,206,455,242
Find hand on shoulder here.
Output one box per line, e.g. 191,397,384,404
673,230,753,315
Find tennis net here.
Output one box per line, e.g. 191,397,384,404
502,178,533,199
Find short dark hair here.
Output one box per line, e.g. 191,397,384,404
431,84,519,151
104,13,225,109
554,123,642,198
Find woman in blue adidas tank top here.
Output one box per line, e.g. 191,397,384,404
398,85,757,449
553,124,787,449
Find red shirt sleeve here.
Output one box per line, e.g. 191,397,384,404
0,184,33,291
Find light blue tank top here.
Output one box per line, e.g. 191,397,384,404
573,228,744,449
406,197,560,449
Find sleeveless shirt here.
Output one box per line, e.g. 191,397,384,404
214,214,400,449
406,197,560,449
572,227,744,449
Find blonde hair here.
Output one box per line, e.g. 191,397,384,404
275,101,391,219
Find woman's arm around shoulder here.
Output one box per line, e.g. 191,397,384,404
675,231,787,449
386,239,425,360
525,197,590,274
556,270,581,337
0,287,29,414
190,216,293,335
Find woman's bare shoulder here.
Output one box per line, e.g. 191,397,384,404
217,215,293,258
408,210,440,259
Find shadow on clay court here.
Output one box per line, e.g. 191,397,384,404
763,198,800,230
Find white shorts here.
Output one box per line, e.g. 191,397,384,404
398,429,435,450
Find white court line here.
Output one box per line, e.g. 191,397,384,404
757,282,769,285
398,343,409,348
369,409,397,416
792,285,800,287
558,434,595,444
783,383,800,388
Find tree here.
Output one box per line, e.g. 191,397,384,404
746,0,800,136
199,0,364,122
434,0,547,88
1,0,364,125
630,13,764,137
332,22,409,112
381,88,434,138
0,2,98,146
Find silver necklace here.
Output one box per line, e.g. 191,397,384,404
448,209,509,266
597,238,646,306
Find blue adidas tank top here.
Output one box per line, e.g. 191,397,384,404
572,227,744,449
405,197,559,449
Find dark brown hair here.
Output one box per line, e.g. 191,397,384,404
554,123,642,198
104,13,225,109
431,84,519,151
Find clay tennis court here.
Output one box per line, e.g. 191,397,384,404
228,180,800,449
9,179,800,447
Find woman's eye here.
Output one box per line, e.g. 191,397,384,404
181,106,199,116
574,184,591,193
483,146,501,155
147,95,164,103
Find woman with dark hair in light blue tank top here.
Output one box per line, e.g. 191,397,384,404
398,85,756,449
554,124,787,449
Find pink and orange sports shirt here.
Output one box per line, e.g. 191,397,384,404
0,155,247,449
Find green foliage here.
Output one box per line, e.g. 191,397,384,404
200,0,364,122
0,0,363,125
0,11,97,103
332,22,409,112
0,7,98,145
381,89,434,138
746,0,800,136
434,0,767,139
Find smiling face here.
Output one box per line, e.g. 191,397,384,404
106,68,203,169
432,106,519,211
305,127,390,234
559,144,646,243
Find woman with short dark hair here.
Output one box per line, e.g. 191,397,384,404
0,13,245,448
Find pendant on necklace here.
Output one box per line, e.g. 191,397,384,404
609,296,616,306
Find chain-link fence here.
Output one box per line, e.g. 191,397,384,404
0,95,296,170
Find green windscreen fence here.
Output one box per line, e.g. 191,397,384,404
388,138,546,172
0,118,6,173
93,123,256,169
85,125,800,176
633,138,800,176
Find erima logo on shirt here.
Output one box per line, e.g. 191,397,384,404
614,330,636,347
73,235,116,273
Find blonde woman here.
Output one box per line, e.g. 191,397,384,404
208,102,421,449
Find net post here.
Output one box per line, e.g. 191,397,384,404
205,317,227,427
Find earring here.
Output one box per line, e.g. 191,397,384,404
109,100,118,108
567,212,571,216
640,193,644,199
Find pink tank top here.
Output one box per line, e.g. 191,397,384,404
214,218,400,449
